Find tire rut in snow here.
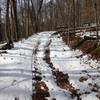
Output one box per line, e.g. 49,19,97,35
32,81,50,100
32,41,50,100
43,39,81,100
43,39,55,70
59,32,100,99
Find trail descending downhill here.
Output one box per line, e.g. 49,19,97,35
0,31,100,100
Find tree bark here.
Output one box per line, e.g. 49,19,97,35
0,7,2,41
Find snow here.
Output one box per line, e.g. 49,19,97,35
76,30,100,39
82,93,99,100
50,33,100,100
33,32,73,100
0,34,40,100
0,31,100,100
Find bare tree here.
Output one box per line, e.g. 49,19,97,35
93,0,99,42
0,7,2,41
12,0,19,41
5,0,11,43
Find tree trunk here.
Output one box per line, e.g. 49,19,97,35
94,0,99,42
12,0,19,41
0,7,2,41
5,0,12,43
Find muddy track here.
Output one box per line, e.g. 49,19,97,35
32,41,50,100
43,39,81,100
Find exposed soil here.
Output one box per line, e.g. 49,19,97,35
32,41,50,100
52,71,79,98
0,42,14,50
79,77,88,82
43,39,55,70
32,81,50,100
43,47,55,70
91,84,100,92
31,33,100,100
0,51,7,54
43,39,81,100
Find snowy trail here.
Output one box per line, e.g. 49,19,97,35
0,34,41,100
50,34,100,100
32,32,72,100
0,31,100,100
32,32,100,100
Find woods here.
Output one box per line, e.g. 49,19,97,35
0,1,100,100
0,0,100,44
0,0,44,45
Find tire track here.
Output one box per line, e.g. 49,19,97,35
43,38,81,100
32,40,50,100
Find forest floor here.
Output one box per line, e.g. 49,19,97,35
60,31,100,60
0,31,100,100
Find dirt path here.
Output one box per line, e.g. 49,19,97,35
50,33,100,100
0,31,99,100
31,33,73,100
32,40,50,100
43,38,80,100
31,33,79,99
31,32,100,100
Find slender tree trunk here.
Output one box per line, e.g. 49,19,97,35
6,0,12,43
94,0,99,42
12,0,18,41
27,0,30,36
72,0,76,34
31,0,37,32
0,7,2,41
